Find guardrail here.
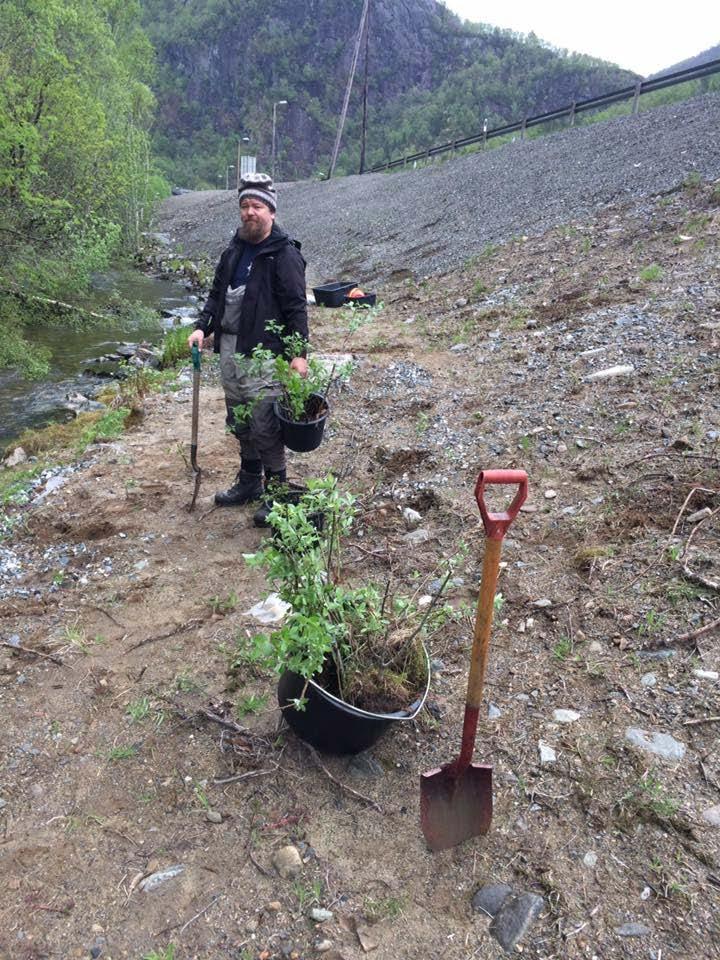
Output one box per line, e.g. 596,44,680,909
369,57,720,173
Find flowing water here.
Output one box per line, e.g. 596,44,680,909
0,266,197,451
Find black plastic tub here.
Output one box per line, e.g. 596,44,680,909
277,649,430,755
312,281,358,308
274,394,329,452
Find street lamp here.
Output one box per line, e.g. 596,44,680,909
225,164,235,190
271,100,288,182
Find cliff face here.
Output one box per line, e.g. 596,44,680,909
142,0,637,185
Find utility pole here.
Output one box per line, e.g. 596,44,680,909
359,0,370,174
328,0,369,179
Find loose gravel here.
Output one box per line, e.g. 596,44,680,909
153,93,720,285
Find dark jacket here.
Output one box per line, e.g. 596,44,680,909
195,223,308,357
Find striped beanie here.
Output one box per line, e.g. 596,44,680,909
238,172,277,212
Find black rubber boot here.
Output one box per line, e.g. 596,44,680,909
253,470,288,528
214,469,263,507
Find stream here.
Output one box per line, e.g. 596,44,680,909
0,266,199,452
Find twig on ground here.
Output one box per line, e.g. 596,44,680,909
645,616,720,648
307,745,382,812
126,617,205,651
85,604,127,629
681,563,719,592
670,486,718,537
684,716,720,726
248,848,273,877
213,766,278,785
179,894,221,935
1,640,64,665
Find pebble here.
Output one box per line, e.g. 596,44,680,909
206,809,223,823
489,892,545,953
586,364,635,381
402,507,422,529
315,940,333,952
404,528,431,544
625,728,686,761
538,741,557,765
310,907,333,922
640,672,657,687
614,922,651,937
272,845,303,879
693,669,718,681
139,864,185,892
348,752,384,779
582,851,598,868
488,703,502,720
471,883,513,917
532,598,552,608
265,901,282,912
552,709,580,724
686,507,712,523
544,489,557,499
702,804,720,827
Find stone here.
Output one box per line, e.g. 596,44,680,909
310,907,333,922
139,864,185,892
693,669,719,681
702,804,720,827
347,753,384,779
532,598,552,608
640,672,657,687
687,507,712,523
3,447,27,468
471,883,513,917
538,741,556,765
552,709,580,724
625,728,686,761
488,703,502,720
206,809,223,824
614,922,651,937
401,507,422,530
404,528,431,545
272,845,303,879
489,892,544,952
544,489,557,499
315,941,333,952
586,364,635,381
582,851,598,868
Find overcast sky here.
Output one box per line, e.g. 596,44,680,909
441,1,720,76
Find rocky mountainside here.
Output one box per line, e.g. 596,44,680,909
142,0,637,185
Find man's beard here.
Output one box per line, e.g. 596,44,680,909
240,221,268,243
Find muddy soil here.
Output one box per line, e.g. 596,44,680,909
1,182,719,960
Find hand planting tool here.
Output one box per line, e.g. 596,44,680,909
420,468,528,851
188,342,202,512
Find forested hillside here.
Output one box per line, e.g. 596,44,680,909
140,0,638,186
0,0,160,375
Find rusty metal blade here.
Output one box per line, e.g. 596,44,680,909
420,763,492,851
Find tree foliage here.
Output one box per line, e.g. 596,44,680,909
0,0,163,375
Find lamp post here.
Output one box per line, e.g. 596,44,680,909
271,100,287,182
225,164,235,191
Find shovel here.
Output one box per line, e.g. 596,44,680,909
188,343,203,512
420,468,528,851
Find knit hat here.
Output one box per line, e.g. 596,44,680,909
238,172,277,212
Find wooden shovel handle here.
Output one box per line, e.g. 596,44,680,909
467,469,528,709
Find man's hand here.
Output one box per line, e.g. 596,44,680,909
188,329,204,349
290,356,308,378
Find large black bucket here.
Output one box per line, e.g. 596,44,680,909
274,394,329,453
277,652,429,755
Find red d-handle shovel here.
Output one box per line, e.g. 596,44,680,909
420,469,528,851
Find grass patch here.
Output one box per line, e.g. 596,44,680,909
161,325,191,367
0,463,46,507
639,263,663,282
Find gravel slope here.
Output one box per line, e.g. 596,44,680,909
153,93,720,285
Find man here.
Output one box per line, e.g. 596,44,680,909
187,172,308,526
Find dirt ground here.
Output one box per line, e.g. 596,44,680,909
1,181,719,960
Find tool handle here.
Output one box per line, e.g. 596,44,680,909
191,342,201,371
475,469,528,541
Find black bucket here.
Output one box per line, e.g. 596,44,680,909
277,651,429,755
274,394,329,453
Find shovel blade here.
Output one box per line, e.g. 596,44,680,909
420,763,492,851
